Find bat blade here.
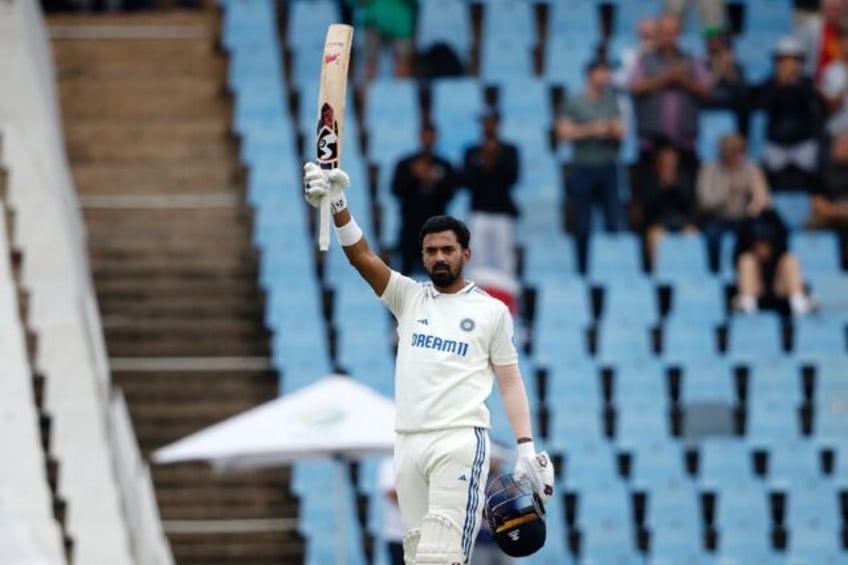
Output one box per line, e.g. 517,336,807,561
316,23,353,251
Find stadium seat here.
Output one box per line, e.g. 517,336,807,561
548,397,606,450
806,273,848,320
771,191,812,230
653,232,711,281
784,480,842,555
791,231,842,276
628,439,687,488
745,394,801,446
792,314,847,357
430,78,483,163
599,275,659,323
363,78,421,135
762,439,822,489
416,0,472,65
546,358,603,409
661,317,720,361
495,77,553,126
579,517,639,563
481,0,535,48
560,441,620,491
595,320,654,364
746,357,803,407
522,236,579,283
698,110,738,161
286,0,339,51
697,439,755,489
612,358,669,409
544,36,599,89
665,277,725,324
726,312,784,361
549,0,603,42
610,0,662,38
680,357,735,405
587,232,643,281
615,400,672,447
575,478,632,527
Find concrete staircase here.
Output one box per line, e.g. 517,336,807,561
49,10,305,564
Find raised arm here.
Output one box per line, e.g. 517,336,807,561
303,163,391,296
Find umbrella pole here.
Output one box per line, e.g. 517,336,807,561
335,457,346,565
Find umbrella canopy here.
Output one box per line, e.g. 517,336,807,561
152,375,395,471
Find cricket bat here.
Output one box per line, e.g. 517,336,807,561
316,24,354,251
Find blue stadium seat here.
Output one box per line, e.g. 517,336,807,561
546,359,603,411
522,236,578,282
416,0,471,65
612,358,668,409
793,314,846,357
762,439,822,489
791,231,842,276
698,439,755,489
747,110,768,160
697,110,738,162
726,313,784,361
813,356,848,442
653,233,711,281
771,191,812,230
430,78,483,163
785,481,842,556
615,400,671,447
548,404,606,457
544,37,598,89
496,78,552,125
560,440,619,491
549,0,603,42
680,357,735,405
595,320,654,364
629,440,687,488
661,318,720,362
587,232,643,281
481,1,535,47
734,33,778,85
746,357,803,406
580,517,639,563
665,277,725,324
714,479,772,561
610,0,662,38
806,273,848,320
648,515,704,564
364,78,421,134
600,276,659,323
535,325,591,367
286,0,339,50
575,478,631,526
742,0,793,36
746,394,801,446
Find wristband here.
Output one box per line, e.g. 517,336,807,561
517,441,536,459
334,218,363,247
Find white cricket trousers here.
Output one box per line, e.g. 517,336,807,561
469,212,515,279
394,427,490,561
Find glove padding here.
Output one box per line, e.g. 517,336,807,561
513,442,555,504
303,162,350,213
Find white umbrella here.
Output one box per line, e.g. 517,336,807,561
152,374,395,565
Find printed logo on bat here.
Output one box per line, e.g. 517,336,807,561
316,102,339,166
324,53,340,65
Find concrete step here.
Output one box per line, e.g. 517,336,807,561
89,245,258,270
165,531,306,565
106,337,271,358
67,118,231,147
58,78,226,119
115,369,278,399
151,463,290,487
100,300,266,321
71,162,242,194
83,206,251,233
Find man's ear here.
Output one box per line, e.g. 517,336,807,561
463,247,472,264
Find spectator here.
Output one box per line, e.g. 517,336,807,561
732,208,817,315
819,25,848,137
642,143,699,270
613,17,658,91
702,26,750,134
461,108,521,279
663,0,726,29
796,0,848,80
377,457,405,565
349,0,416,81
391,122,458,274
697,133,771,272
808,130,848,268
557,58,625,274
629,13,712,181
756,36,825,191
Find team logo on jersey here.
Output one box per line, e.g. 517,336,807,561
460,318,475,332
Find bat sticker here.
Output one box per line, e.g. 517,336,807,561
316,102,339,167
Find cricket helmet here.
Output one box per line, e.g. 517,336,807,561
484,473,546,557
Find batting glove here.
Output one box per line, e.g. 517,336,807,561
303,162,350,214
513,441,555,504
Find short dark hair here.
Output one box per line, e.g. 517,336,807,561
585,58,610,75
419,215,471,249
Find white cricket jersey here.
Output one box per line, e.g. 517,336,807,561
380,270,519,433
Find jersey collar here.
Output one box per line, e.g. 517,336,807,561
427,280,476,299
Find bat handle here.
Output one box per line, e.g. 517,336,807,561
318,194,331,251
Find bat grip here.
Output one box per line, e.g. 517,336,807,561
318,193,331,251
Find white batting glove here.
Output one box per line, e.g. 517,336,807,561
513,441,555,504
303,162,350,214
